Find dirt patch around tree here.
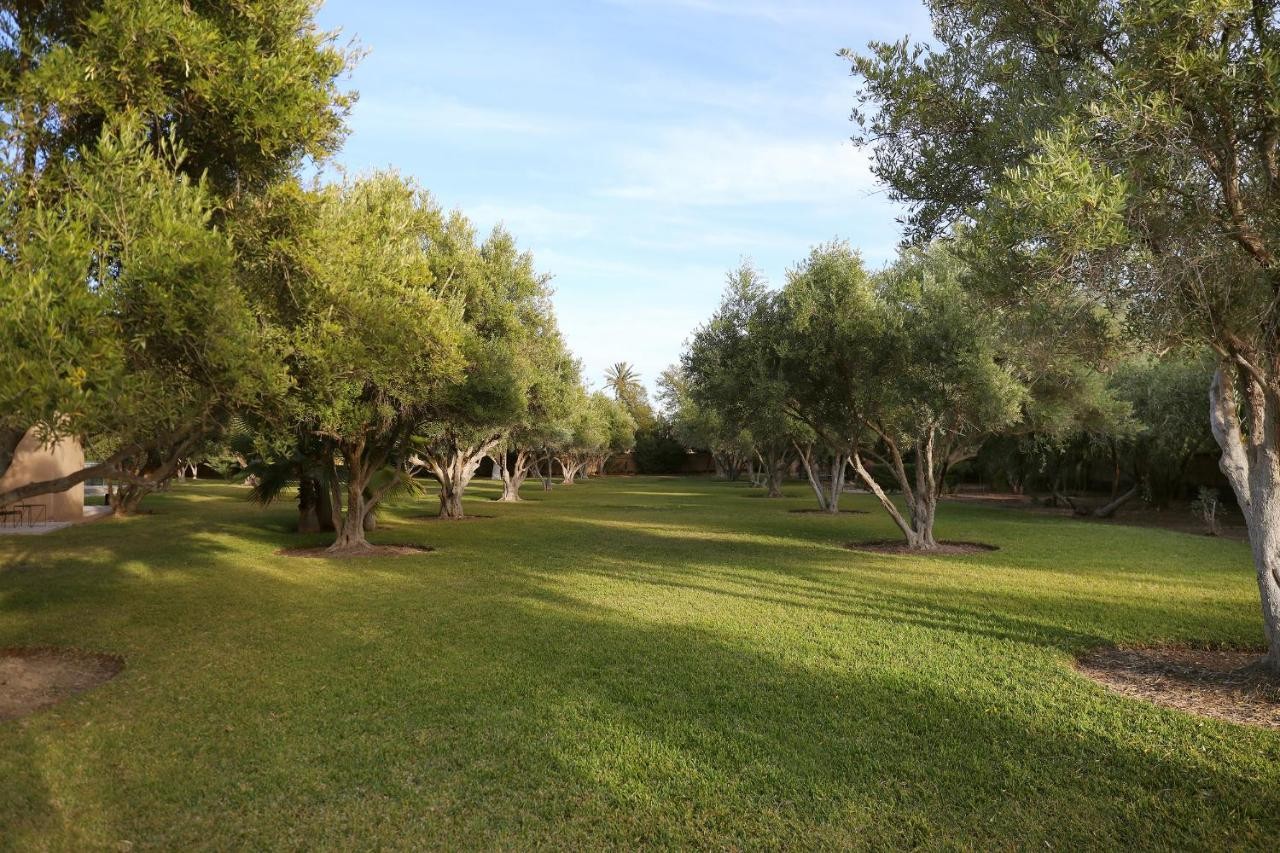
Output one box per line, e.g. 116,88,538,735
276,544,436,559
789,508,870,515
410,514,496,523
844,539,999,556
1075,647,1280,729
0,647,124,721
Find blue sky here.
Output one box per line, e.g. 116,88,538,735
315,0,930,396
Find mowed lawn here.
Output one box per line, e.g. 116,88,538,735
1,477,1276,849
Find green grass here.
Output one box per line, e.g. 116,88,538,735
1,476,1276,849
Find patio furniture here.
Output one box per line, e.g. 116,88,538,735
17,503,45,525
0,507,21,528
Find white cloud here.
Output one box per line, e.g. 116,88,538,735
466,202,597,243
604,125,878,206
354,93,556,136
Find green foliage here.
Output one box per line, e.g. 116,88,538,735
681,262,804,466
846,0,1280,420
773,242,1024,462
1110,353,1217,503
0,0,352,504
2,0,353,198
290,173,463,447
2,122,285,461
416,222,557,457
633,423,689,474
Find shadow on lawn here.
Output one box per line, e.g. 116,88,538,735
372,591,1276,848
515,513,1250,652
0,482,1273,847
0,731,60,847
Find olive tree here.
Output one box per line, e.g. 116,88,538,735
290,174,463,552
489,340,581,502
684,262,804,498
849,0,1280,662
0,0,350,506
0,126,287,511
775,242,1024,543
554,391,614,485
412,225,554,519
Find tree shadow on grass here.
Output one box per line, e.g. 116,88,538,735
522,514,1255,651
285,591,1280,849
0,482,1274,847
0,730,61,848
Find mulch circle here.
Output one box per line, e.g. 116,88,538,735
844,539,999,555
789,508,870,515
1075,646,1280,729
0,647,125,721
276,544,436,559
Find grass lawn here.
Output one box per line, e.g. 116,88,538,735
1,476,1276,849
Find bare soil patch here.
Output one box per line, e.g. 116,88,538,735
276,544,435,559
0,647,124,721
844,539,999,556
790,508,869,515
1075,647,1280,729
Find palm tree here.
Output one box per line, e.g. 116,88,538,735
604,362,642,402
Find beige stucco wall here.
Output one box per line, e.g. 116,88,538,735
0,427,85,522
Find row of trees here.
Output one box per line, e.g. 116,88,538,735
835,0,1280,669
671,245,1220,543
664,0,1280,669
0,1,634,553
673,244,1036,549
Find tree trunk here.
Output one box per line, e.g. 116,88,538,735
712,454,728,480
495,449,529,502
330,503,368,551
760,447,786,498
417,438,502,520
439,487,465,519
1087,484,1140,519
328,440,371,553
850,440,941,551
907,493,939,549
1211,366,1280,671
297,477,322,533
823,453,847,513
795,443,831,511
111,485,147,516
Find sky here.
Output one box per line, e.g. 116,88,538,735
314,0,932,397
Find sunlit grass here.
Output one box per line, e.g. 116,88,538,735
0,476,1275,848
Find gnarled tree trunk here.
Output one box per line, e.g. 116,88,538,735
328,439,373,553
758,445,788,498
849,426,973,551
558,455,583,485
1211,366,1280,671
416,436,503,520
492,448,530,502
